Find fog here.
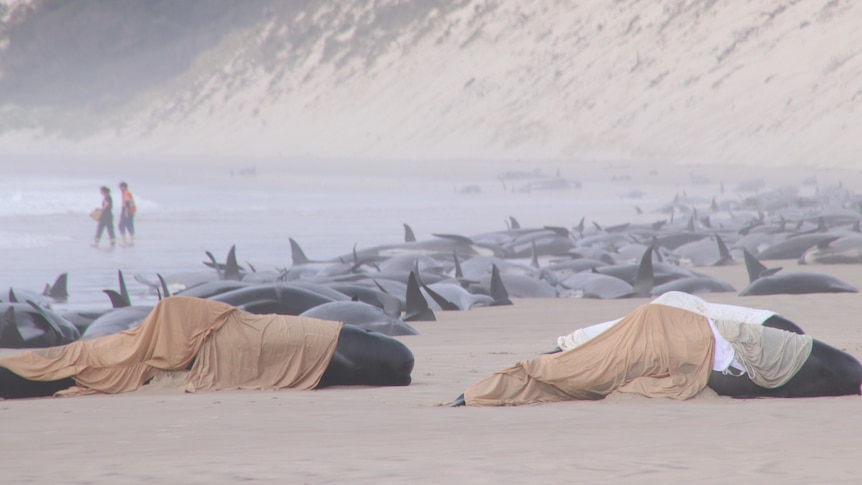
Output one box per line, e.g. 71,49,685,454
4,4,862,483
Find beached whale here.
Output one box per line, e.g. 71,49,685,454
671,233,734,267
650,276,735,296
333,233,496,265
208,283,337,315
323,282,404,314
299,301,418,336
135,246,245,295
755,233,842,260
799,234,862,264
739,250,858,296
447,293,861,406
0,273,69,310
706,339,862,398
1,302,80,348
81,306,152,339
0,297,414,399
558,271,634,299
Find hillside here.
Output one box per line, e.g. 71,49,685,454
1,0,860,167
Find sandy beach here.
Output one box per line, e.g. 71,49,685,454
2,158,862,483
3,263,862,483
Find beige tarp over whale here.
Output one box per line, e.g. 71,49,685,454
465,304,716,406
465,303,813,406
0,296,342,396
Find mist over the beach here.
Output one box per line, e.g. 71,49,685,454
3,2,862,484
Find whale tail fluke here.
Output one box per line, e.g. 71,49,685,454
445,393,466,407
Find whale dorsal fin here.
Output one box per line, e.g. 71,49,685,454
103,289,129,309
224,245,241,281
2,306,25,347
157,274,171,298
289,238,310,265
205,251,223,278
404,271,435,321
118,270,131,306
633,246,654,297
715,233,733,265
489,264,512,306
743,250,779,283
452,252,464,280
574,217,585,236
403,223,416,243
43,273,68,301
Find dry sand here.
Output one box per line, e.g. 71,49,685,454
3,264,862,483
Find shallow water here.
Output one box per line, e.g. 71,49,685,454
0,158,657,312
0,156,843,314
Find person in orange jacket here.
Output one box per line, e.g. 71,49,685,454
118,181,136,246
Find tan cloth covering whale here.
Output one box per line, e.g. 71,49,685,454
465,304,716,406
0,296,342,396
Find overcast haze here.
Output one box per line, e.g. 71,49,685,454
5,4,862,483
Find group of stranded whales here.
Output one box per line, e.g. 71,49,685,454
2,176,862,403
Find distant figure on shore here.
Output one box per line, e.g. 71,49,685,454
91,186,116,248
118,181,136,247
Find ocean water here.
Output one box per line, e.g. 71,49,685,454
2,156,846,315
0,161,654,313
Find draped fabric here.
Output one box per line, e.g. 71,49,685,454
556,291,776,351
0,297,342,396
465,304,715,406
712,319,812,389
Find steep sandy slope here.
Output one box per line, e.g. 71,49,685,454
3,0,861,168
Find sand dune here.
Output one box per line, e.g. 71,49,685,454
1,1,861,168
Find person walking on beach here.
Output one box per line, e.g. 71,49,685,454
92,186,116,248
118,181,136,246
